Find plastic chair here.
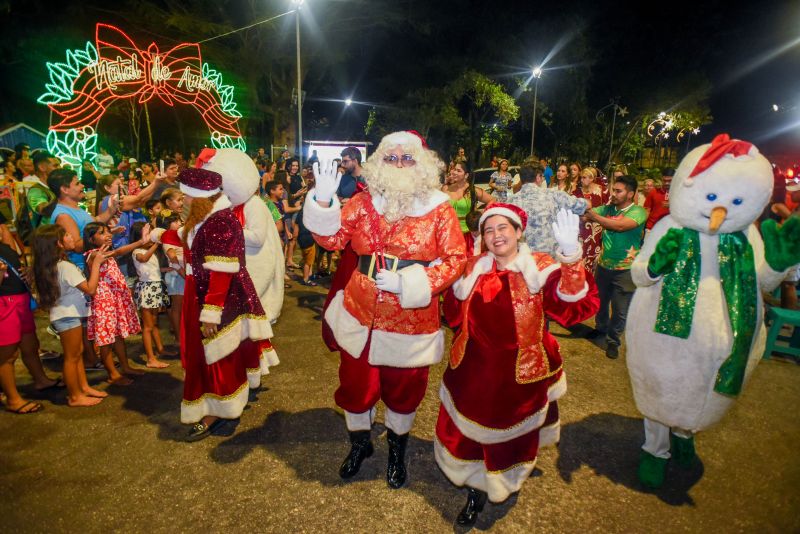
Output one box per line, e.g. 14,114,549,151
763,306,800,360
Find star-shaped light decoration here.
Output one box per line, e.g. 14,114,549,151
618,106,629,117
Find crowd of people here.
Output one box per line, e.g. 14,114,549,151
0,132,798,526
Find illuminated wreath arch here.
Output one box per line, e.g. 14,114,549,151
37,23,246,167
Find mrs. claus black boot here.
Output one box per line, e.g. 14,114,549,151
456,487,488,527
339,430,374,479
386,429,409,489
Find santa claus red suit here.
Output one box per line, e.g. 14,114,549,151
176,167,272,441
303,131,467,488
435,204,599,526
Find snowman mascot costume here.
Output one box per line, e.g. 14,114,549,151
626,134,800,488
198,148,283,383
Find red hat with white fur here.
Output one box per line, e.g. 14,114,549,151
479,203,528,230
178,167,222,198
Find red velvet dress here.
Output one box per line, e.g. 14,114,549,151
180,201,272,424
573,186,608,273
435,253,598,502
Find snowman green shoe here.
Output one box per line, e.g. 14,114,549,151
670,433,696,468
638,451,668,489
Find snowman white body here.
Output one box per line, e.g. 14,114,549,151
625,143,785,432
241,195,285,323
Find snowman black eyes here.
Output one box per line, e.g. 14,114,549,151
732,198,743,205
706,193,718,201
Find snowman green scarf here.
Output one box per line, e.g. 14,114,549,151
654,228,757,396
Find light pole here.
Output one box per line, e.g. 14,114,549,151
530,67,542,156
292,0,304,163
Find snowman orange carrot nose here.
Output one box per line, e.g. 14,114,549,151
708,206,727,233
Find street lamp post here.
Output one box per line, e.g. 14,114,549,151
530,67,542,156
293,0,304,163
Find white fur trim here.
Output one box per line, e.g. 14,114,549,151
479,206,522,229
199,307,222,324
369,329,443,367
324,290,444,367
180,381,249,424
202,315,273,365
179,182,220,198
557,281,589,303
452,244,558,300
201,259,240,273
398,263,432,309
371,189,450,218
345,408,376,431
246,368,262,389
302,192,342,236
385,408,416,435
439,375,566,444
323,291,370,358
262,346,279,369
554,247,582,265
382,131,424,150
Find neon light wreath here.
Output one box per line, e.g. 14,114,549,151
37,23,245,167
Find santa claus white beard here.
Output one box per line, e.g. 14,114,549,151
366,166,438,223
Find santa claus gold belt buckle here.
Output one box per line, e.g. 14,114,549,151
367,252,399,280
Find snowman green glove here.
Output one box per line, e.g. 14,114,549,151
647,228,683,278
762,216,800,272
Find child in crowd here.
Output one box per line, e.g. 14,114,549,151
160,188,184,221
32,225,111,407
82,222,146,384
265,180,286,236
155,211,185,342
295,204,317,286
464,210,483,257
145,199,162,226
130,222,172,368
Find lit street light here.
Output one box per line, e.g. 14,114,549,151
345,98,352,106
773,104,780,112
530,67,542,156
292,0,305,162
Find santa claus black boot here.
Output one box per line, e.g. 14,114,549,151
339,430,374,479
456,488,488,527
386,429,409,489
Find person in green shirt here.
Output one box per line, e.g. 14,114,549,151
26,152,58,227
584,175,646,359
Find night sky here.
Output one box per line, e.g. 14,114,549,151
1,0,797,163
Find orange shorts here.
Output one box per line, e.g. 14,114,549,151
301,245,316,267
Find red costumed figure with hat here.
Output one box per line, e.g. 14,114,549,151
435,203,599,526
177,165,272,442
303,130,467,489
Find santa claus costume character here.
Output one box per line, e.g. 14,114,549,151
177,167,272,442
303,131,467,488
436,204,599,527
196,148,280,387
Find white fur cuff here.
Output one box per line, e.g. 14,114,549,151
398,263,432,309
302,192,342,236
555,247,582,265
385,408,416,435
199,306,222,324
149,228,166,243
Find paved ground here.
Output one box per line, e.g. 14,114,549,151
1,275,799,533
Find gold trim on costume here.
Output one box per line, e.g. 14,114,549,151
204,255,239,263
203,304,223,312
182,381,248,405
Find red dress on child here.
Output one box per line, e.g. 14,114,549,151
86,251,140,346
179,196,272,424
436,246,599,503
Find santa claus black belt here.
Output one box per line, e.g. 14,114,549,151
357,254,427,281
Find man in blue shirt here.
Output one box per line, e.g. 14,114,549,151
540,158,554,186
336,147,365,202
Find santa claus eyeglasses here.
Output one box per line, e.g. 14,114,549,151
382,154,416,167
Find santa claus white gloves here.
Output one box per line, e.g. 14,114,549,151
375,269,402,294
551,209,580,257
312,161,343,203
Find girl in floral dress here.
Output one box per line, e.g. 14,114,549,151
82,222,146,384
572,167,609,273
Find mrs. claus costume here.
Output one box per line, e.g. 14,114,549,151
198,148,281,388
302,130,467,488
436,204,599,517
177,167,271,430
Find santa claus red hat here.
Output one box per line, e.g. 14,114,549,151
382,130,428,150
178,167,222,198
479,203,528,230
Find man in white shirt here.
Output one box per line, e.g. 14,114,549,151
97,147,114,175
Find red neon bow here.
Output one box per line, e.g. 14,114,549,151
48,23,241,138
689,134,754,178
